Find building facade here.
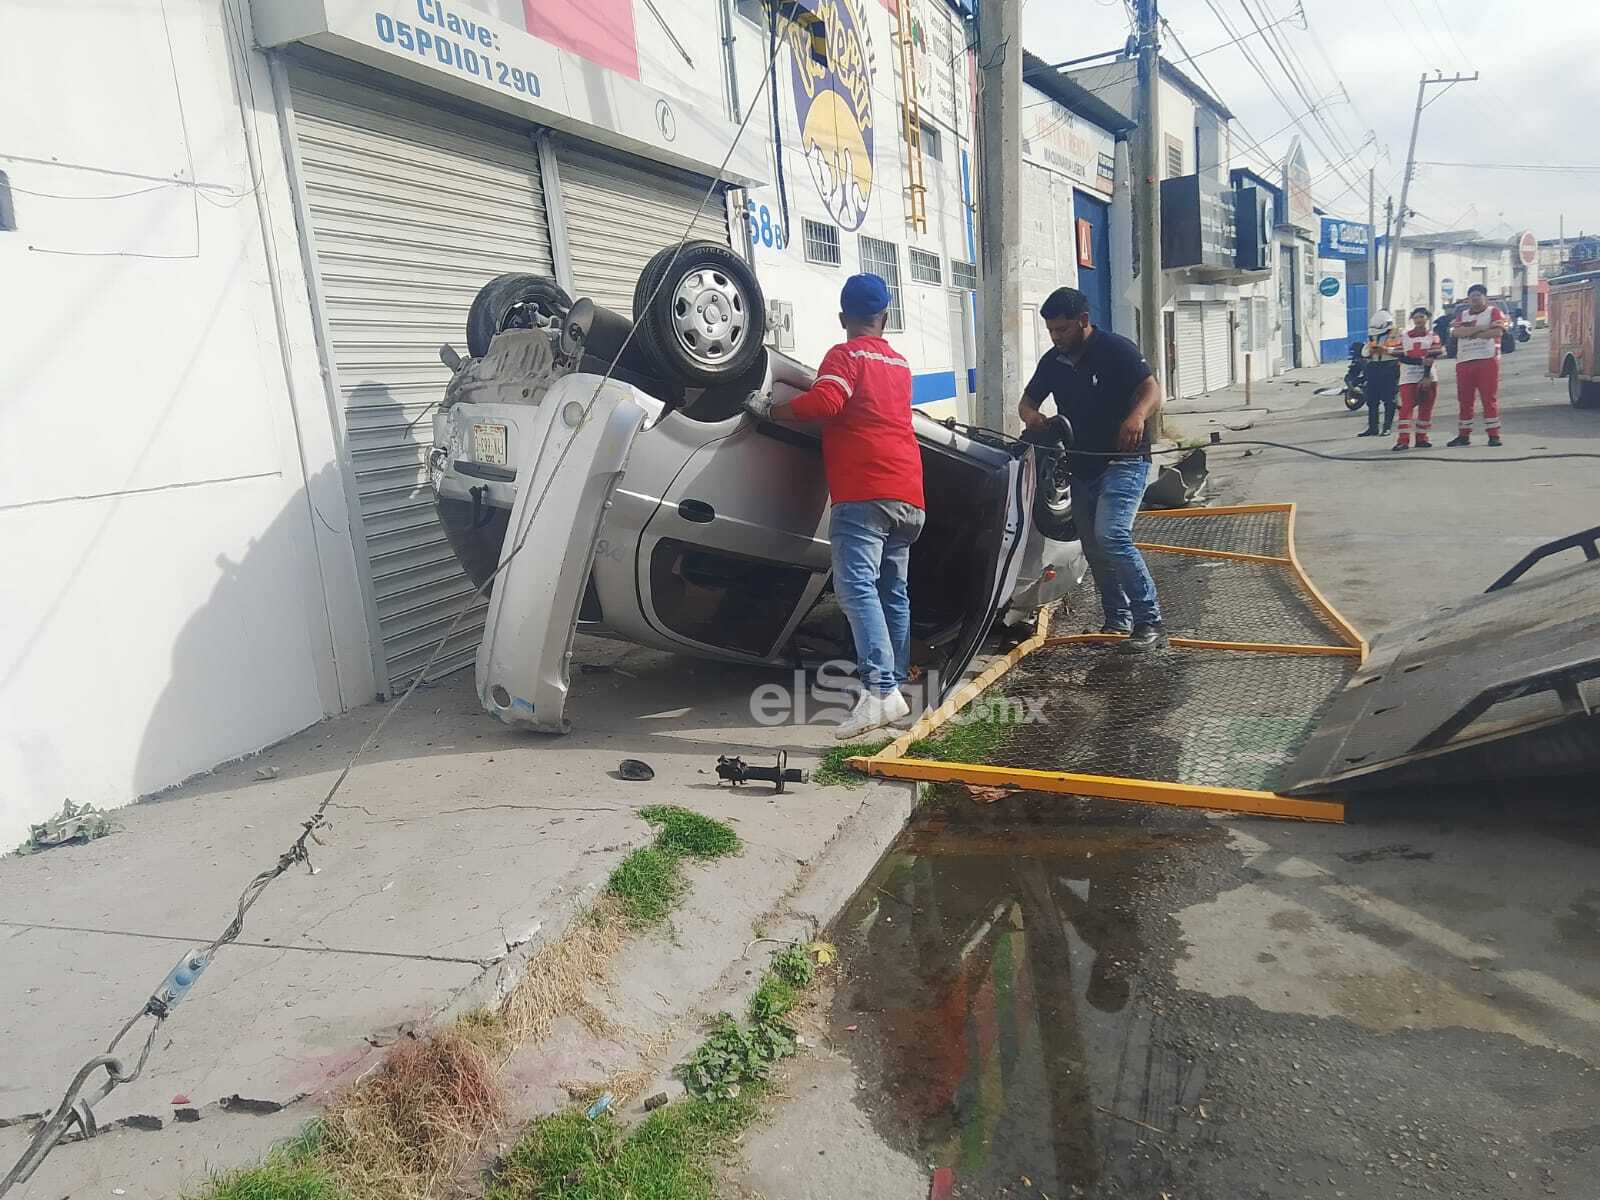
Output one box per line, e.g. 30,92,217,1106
0,0,1134,841
1379,232,1527,317
1066,57,1275,399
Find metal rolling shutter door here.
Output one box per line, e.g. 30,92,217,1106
288,67,555,690
556,143,731,316
1202,301,1233,391
1174,303,1207,398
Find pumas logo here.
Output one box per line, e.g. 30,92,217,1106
782,0,875,231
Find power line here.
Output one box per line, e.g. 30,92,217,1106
1237,0,1364,191
1200,0,1358,195
1417,160,1600,173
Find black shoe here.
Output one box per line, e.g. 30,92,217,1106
1447,434,1471,447
1488,436,1503,446
1357,429,1380,438
1391,442,1409,451
1119,622,1167,652
1416,438,1434,449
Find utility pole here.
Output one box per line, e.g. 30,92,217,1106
974,0,1022,432
1384,69,1478,312
1383,196,1395,296
1367,167,1377,317
1560,213,1566,274
1136,0,1164,406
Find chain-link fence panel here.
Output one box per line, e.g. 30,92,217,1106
989,643,1357,791
1133,509,1290,558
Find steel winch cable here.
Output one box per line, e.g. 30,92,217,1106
0,26,791,1197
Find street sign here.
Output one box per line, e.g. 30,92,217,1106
1519,230,1538,267
1319,276,1341,297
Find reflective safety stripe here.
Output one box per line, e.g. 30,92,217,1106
847,349,911,370
816,373,853,396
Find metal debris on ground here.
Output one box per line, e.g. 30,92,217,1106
849,505,1362,822
1142,446,1210,508
642,1091,669,1112
714,751,806,793
16,800,112,855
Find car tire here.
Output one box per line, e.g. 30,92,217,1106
632,241,767,387
1032,448,1077,541
466,273,573,358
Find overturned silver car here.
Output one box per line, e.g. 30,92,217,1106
428,242,1085,732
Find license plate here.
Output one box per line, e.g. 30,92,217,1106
472,423,508,466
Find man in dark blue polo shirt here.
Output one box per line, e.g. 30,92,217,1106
1019,287,1164,649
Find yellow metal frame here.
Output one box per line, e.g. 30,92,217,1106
847,502,1357,823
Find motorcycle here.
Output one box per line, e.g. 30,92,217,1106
1331,339,1369,412
1514,315,1533,343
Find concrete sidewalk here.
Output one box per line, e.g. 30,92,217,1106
0,635,918,1198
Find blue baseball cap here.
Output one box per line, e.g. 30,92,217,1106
840,273,892,319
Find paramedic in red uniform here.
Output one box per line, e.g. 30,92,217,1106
1393,306,1444,450
745,273,925,740
1450,283,1508,446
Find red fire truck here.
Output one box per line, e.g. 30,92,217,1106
1549,270,1600,409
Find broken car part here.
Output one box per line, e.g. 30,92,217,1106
617,759,656,782
715,751,806,793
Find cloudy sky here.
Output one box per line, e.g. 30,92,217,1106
1023,0,1597,242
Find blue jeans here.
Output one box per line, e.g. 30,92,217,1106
830,500,925,696
1073,459,1160,629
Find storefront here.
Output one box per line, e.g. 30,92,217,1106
254,2,759,691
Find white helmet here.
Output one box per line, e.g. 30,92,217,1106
1368,309,1395,336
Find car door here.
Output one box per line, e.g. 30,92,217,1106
635,413,832,663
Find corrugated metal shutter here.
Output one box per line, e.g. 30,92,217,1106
1175,303,1206,398
287,66,554,691
556,143,730,316
1202,301,1234,392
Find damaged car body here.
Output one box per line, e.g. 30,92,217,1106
428,243,1087,732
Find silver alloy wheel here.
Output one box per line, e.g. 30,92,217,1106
670,268,748,367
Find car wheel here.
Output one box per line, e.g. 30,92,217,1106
632,241,766,387
1032,449,1077,541
466,273,573,358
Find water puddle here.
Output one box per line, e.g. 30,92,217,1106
828,793,1224,1198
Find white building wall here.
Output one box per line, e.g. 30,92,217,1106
0,0,372,844
729,0,981,418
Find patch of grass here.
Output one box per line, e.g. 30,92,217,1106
640,805,741,859
812,740,892,787
606,846,683,926
768,943,815,990
605,807,740,928
189,1153,346,1200
907,696,1019,765
487,1093,762,1200
748,974,796,1023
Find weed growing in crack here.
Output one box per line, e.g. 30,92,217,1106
812,740,892,787
606,807,740,927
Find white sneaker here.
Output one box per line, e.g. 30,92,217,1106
834,690,911,740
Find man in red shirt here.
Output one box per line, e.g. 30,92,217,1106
745,274,925,738
1449,283,1508,446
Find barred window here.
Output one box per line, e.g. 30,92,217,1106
858,235,905,331
803,219,842,267
909,247,943,285
951,258,978,290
